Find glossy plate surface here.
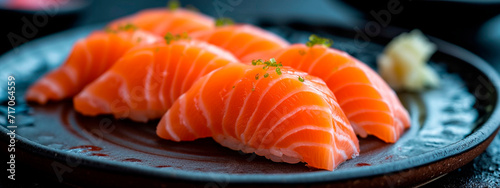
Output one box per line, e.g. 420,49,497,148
0,24,499,187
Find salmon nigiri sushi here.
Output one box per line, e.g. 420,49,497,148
26,29,163,104
74,40,239,122
191,24,290,62
108,8,214,37
157,62,360,171
274,38,410,143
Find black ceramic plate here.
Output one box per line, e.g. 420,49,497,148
0,24,499,187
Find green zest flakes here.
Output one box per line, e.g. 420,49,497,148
168,0,180,10
252,58,283,77
121,23,138,31
298,76,305,82
164,33,175,44
306,34,332,47
164,32,190,44
105,23,137,33
251,58,305,85
276,67,282,75
215,17,234,27
251,59,263,66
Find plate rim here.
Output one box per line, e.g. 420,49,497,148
1,24,500,184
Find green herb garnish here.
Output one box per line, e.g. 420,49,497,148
168,0,180,10
164,33,175,44
255,73,259,80
251,58,283,76
263,73,269,78
164,32,190,44
306,34,332,47
252,59,263,66
105,23,137,33
119,23,137,31
269,58,277,64
252,58,281,67
298,76,305,82
215,17,234,27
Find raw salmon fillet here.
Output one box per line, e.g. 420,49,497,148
191,24,290,62
74,40,239,122
274,44,411,143
108,8,214,37
26,30,162,104
157,63,360,171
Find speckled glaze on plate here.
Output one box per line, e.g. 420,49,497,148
0,24,499,187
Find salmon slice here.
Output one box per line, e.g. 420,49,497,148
157,63,360,171
191,24,290,62
274,44,411,143
25,30,162,104
73,40,239,122
108,8,214,36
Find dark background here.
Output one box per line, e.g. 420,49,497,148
1,0,499,187
2,0,500,71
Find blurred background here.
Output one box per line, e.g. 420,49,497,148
0,0,499,187
1,0,500,71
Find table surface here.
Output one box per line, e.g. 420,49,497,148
1,0,499,187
